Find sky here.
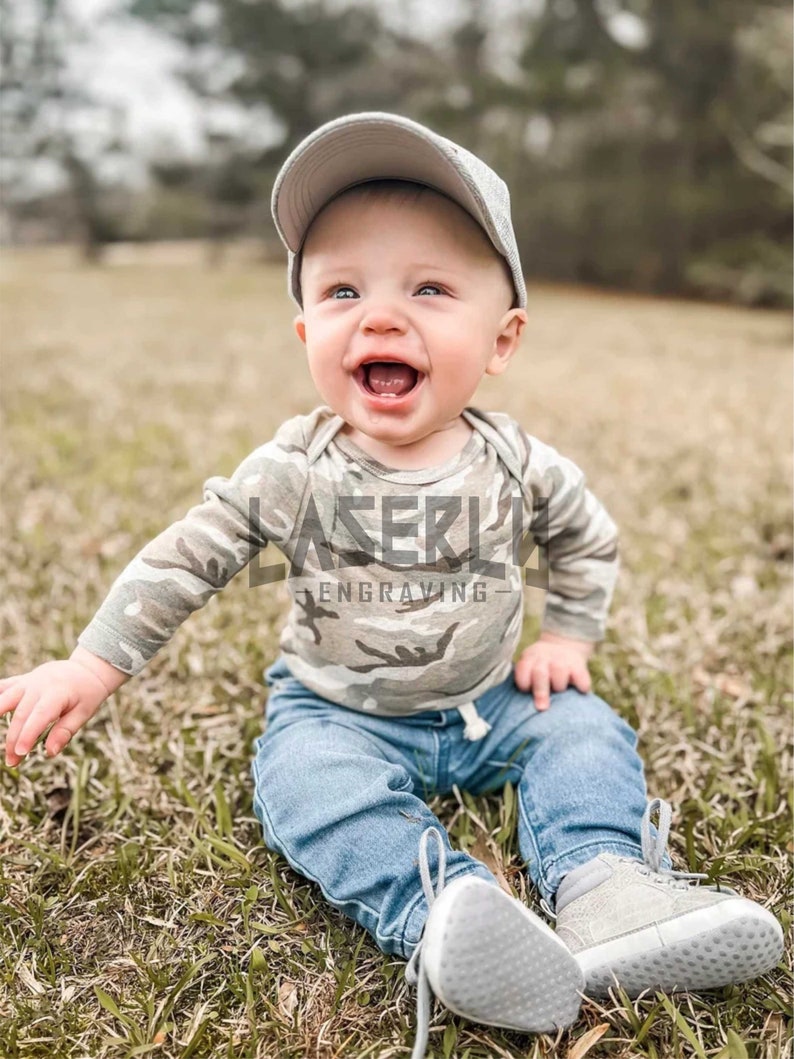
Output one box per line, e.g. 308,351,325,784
64,0,647,154
62,0,508,168
13,0,648,195
67,0,214,163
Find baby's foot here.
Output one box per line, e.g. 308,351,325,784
554,800,784,998
418,875,584,1030
407,829,583,1059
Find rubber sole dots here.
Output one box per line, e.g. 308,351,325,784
421,877,584,1033
582,908,784,998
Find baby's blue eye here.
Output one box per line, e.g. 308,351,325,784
416,284,444,296
331,286,357,299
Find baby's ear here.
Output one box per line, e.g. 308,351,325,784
294,314,307,344
486,308,526,376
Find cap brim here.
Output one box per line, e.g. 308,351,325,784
272,114,493,254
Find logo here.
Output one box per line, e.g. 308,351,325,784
247,494,550,598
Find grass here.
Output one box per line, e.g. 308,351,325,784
1,243,792,1058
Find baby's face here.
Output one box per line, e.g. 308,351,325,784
293,188,526,456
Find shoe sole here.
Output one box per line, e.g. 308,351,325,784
421,877,584,1033
577,897,784,998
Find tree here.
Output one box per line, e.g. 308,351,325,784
0,0,131,261
504,0,791,301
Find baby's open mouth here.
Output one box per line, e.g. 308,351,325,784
355,361,422,398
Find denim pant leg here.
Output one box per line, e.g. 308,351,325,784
456,673,665,908
251,658,498,960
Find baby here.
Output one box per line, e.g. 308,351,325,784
2,113,783,1057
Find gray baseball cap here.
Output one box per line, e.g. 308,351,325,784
271,111,526,309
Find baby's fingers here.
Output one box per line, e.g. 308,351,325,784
531,665,551,711
549,661,571,693
514,655,533,693
44,698,99,758
0,681,25,717
12,692,69,762
5,687,42,765
571,664,592,694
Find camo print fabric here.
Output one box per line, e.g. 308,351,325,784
77,405,619,716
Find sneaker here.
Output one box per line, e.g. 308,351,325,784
406,827,583,1059
554,799,785,999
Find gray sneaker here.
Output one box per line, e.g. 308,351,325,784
554,799,785,999
406,827,584,1059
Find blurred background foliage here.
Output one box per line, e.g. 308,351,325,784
1,0,791,305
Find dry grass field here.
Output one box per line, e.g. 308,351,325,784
1,243,792,1059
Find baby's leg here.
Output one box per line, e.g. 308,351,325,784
253,671,587,1045
510,687,655,905
251,691,495,959
460,679,783,995
455,678,657,903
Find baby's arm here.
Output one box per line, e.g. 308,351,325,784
515,433,620,708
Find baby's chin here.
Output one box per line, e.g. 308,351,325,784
315,377,472,452
339,411,474,470
342,418,431,450
338,403,463,445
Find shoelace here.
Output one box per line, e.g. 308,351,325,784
542,798,731,920
405,826,447,1059
640,798,733,892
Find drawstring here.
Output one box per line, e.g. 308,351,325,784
405,827,447,1059
457,701,492,741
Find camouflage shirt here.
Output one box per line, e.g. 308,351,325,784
77,405,619,716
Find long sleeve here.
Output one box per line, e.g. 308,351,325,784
523,433,619,642
76,473,270,676
75,411,317,676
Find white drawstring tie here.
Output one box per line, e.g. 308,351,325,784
457,701,492,741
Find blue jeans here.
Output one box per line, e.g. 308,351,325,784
251,656,652,960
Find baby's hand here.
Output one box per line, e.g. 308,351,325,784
1,656,116,766
514,632,594,711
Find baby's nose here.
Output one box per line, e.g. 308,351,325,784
359,303,408,335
